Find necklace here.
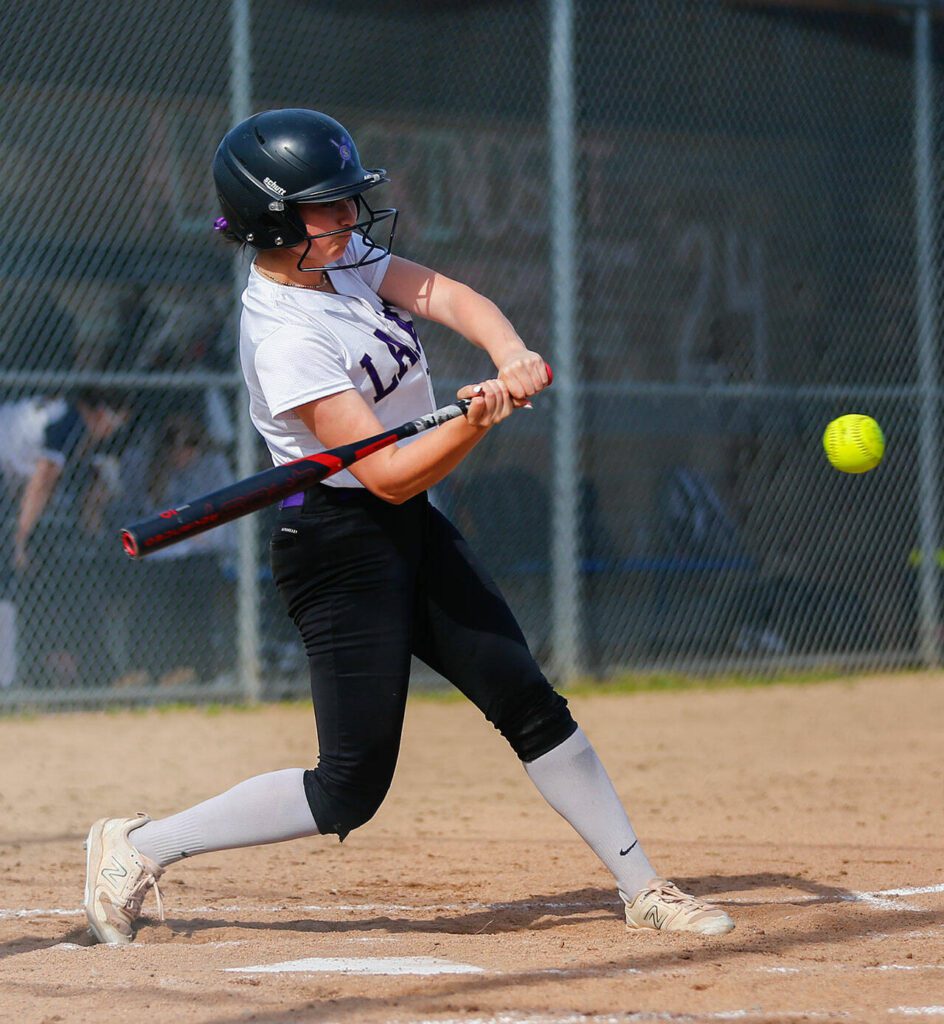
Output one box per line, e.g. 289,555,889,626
256,265,333,292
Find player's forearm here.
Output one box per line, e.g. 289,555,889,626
439,284,528,368
381,259,527,367
359,417,489,504
16,461,61,551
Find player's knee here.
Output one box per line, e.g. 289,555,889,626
302,763,393,841
490,677,577,763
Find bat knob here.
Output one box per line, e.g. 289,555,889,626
120,531,139,559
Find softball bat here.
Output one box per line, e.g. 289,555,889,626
121,365,552,558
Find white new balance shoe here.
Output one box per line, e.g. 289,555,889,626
84,813,165,944
622,878,735,935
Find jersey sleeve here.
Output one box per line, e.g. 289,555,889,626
345,232,391,293
254,326,355,418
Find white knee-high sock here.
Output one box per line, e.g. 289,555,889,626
524,728,656,899
130,769,318,868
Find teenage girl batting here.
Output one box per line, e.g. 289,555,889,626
83,109,734,943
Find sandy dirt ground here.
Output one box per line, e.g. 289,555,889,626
0,673,942,1024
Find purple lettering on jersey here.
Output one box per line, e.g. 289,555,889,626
373,328,419,381
381,303,422,353
360,306,424,404
360,353,398,403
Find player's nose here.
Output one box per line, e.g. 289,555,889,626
337,199,357,227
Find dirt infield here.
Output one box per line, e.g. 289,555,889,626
1,673,942,1024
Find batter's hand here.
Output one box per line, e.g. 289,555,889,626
498,351,549,401
456,379,516,428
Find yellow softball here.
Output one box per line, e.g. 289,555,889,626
823,414,885,474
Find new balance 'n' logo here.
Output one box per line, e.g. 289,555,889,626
644,906,666,930
101,856,128,889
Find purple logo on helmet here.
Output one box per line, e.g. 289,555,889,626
331,137,353,169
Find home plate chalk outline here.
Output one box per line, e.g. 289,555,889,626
225,956,485,975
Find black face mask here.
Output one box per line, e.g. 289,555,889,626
290,194,399,274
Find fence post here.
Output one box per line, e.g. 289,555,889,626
913,1,941,668
548,0,581,683
230,0,262,701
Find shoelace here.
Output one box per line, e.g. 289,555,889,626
124,870,165,923
645,882,708,911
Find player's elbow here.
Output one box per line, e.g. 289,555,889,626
356,472,409,505
353,458,414,505
370,484,412,505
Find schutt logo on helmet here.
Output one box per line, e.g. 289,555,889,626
263,177,288,196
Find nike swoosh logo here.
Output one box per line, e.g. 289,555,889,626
619,840,638,857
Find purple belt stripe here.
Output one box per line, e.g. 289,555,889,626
280,492,305,509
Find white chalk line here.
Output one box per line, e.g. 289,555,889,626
0,900,611,920
42,938,248,953
0,907,83,919
759,964,944,975
402,1013,849,1023
883,886,944,897
870,928,944,941
727,883,944,912
405,1012,944,1024
839,885,944,913
869,965,944,972
3,883,942,921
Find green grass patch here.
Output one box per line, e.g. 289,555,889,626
559,665,917,697
410,665,928,701
404,668,861,702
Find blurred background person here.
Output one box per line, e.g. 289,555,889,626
0,389,130,571
0,388,131,687
115,410,236,689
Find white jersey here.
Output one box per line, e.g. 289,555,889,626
0,397,84,480
239,234,436,488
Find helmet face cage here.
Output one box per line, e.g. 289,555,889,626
290,194,398,273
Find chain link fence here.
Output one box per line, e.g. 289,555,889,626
0,0,941,708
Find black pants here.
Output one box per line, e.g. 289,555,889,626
270,485,576,840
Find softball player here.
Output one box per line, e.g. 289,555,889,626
83,109,734,943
